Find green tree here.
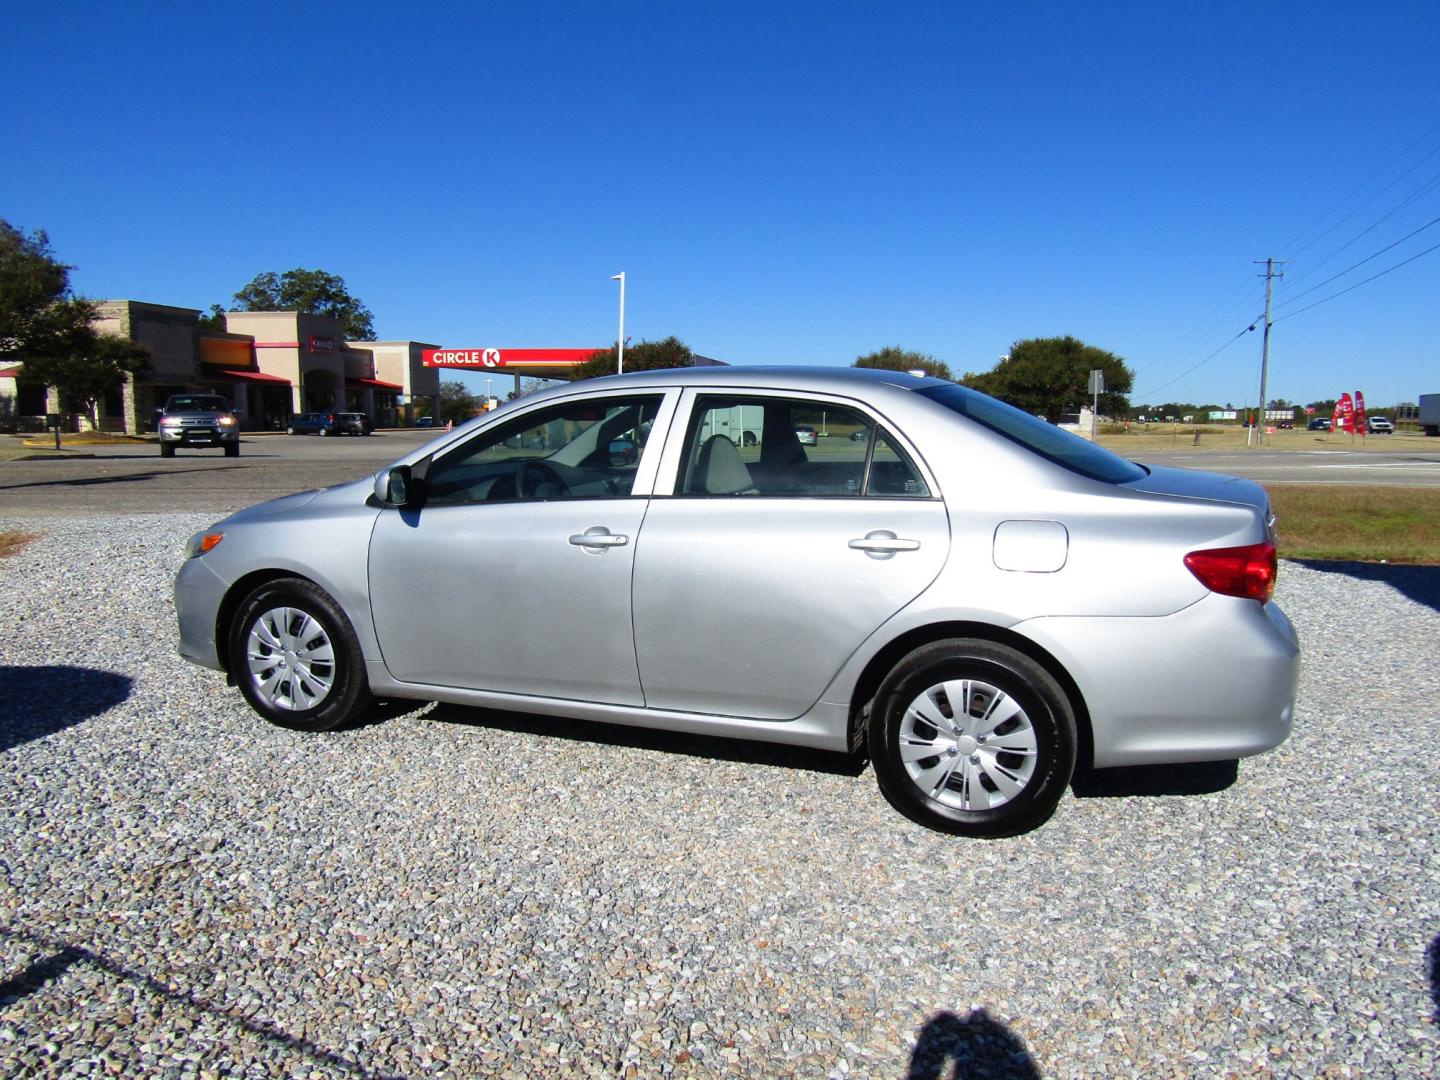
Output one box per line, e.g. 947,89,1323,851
437,380,480,425
2,219,149,429
0,219,96,361
962,336,1133,422
853,346,953,381
228,268,376,340
568,336,693,381
20,332,149,431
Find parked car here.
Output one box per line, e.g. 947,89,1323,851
1366,416,1394,434
1308,418,1332,431
334,412,374,436
175,367,1299,837
416,417,437,428
794,425,818,445
157,394,240,458
287,412,372,436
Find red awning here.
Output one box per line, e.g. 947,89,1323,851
0,366,23,378
347,377,403,390
202,366,291,384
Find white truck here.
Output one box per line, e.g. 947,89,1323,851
1420,393,1440,436
693,403,763,448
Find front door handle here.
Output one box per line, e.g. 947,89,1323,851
569,527,629,550
849,530,921,557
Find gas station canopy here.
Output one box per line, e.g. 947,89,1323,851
421,348,602,378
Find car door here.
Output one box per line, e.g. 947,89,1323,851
631,391,950,720
367,390,673,705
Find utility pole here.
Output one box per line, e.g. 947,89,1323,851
1250,257,1286,447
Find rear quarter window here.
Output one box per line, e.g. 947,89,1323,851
918,383,1147,484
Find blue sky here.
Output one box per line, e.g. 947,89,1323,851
4,1,1438,408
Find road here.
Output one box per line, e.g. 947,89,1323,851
0,431,437,515
3,432,1440,516
1137,447,1440,486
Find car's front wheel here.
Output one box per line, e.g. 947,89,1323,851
229,578,372,732
869,639,1076,838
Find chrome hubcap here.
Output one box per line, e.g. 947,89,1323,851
246,606,335,711
898,678,1039,811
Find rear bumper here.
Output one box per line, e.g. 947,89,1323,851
1016,595,1300,768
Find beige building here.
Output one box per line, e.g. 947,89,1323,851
1,299,439,433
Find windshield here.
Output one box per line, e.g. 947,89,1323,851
918,384,1147,484
168,396,230,412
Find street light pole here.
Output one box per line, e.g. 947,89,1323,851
611,272,626,374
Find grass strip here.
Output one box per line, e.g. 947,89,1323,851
1265,484,1440,564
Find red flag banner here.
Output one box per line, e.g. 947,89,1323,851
1354,391,1367,435
1334,393,1354,433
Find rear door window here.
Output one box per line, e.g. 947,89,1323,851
677,395,930,498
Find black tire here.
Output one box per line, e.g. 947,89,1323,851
318,428,329,437
160,443,175,458
225,443,240,457
229,578,372,732
868,639,1076,838
286,426,296,435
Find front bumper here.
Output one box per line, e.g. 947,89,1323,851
175,554,230,671
1017,594,1300,768
160,425,240,445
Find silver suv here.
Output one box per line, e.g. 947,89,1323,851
158,394,240,457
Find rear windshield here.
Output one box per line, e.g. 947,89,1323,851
918,383,1147,484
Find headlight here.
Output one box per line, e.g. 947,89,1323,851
160,417,181,427
218,416,237,426
184,530,224,558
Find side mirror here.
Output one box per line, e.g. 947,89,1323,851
374,465,421,508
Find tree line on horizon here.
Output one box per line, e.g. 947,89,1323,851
31,215,1371,426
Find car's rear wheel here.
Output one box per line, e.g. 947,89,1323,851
319,428,329,437
869,639,1076,837
229,578,372,732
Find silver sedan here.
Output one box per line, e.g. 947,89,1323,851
175,367,1299,837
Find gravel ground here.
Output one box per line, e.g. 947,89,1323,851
0,513,1436,1078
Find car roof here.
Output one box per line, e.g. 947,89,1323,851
577,364,949,394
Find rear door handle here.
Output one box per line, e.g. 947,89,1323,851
849,530,921,556
569,527,629,549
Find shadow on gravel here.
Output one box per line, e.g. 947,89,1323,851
0,927,398,1078
1427,934,1439,1023
1070,759,1239,799
0,465,240,491
906,1009,1041,1079
1293,559,1440,614
425,703,869,777
0,666,133,751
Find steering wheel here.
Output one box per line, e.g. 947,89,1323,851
515,460,570,499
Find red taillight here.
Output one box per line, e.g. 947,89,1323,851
1184,542,1277,603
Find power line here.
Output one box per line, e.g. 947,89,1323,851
1132,317,1260,400
1274,213,1440,309
1279,166,1440,291
1275,237,1440,322
1273,117,1440,258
